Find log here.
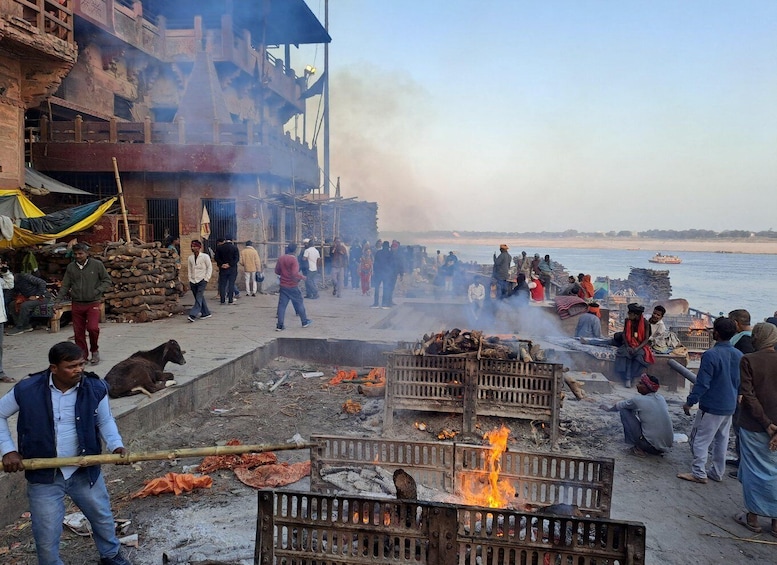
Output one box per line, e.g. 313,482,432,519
0,442,315,472
564,375,586,400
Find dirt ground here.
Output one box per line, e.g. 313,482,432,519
1,355,774,564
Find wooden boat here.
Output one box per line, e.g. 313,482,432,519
649,252,682,264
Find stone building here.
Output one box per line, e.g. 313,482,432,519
1,0,377,262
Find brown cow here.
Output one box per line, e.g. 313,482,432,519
105,340,186,398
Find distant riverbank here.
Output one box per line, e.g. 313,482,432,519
383,236,777,255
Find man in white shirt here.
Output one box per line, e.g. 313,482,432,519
302,240,321,299
187,240,213,322
467,277,486,320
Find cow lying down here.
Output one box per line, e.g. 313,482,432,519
105,339,187,398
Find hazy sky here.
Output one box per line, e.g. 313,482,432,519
294,1,777,233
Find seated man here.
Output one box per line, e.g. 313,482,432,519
7,271,51,335
601,374,674,457
648,305,681,353
559,276,582,296
575,303,603,339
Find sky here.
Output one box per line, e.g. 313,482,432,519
292,1,777,233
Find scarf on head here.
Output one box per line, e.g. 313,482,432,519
625,317,654,364
640,374,660,393
579,275,595,299
752,322,777,350
588,305,601,318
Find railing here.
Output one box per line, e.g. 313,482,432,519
8,0,74,42
38,116,316,152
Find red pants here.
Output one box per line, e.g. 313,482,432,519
71,301,101,359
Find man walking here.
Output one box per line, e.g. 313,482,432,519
274,243,312,331
214,236,239,304
0,342,133,565
187,240,212,322
678,317,742,484
302,239,321,299
371,241,393,309
329,237,348,298
239,240,262,297
59,243,112,365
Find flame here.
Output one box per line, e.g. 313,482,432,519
460,425,515,508
689,318,707,330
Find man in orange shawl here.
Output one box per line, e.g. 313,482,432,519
579,274,595,300
614,303,654,387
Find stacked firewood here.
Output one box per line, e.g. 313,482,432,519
99,241,186,323
407,329,544,361
626,268,672,302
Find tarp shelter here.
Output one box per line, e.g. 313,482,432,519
24,168,93,196
0,188,117,249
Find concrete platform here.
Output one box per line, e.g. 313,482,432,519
566,371,613,395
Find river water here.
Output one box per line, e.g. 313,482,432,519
427,244,777,323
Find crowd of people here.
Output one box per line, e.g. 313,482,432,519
595,304,777,538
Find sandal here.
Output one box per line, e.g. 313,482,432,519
733,511,762,533
0,375,15,384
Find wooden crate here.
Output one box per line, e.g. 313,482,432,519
383,352,564,445
255,490,645,565
310,436,614,518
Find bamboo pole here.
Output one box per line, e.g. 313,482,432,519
112,156,132,242
0,442,315,472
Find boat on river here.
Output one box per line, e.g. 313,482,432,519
649,252,682,264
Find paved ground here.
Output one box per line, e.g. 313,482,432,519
1,279,774,564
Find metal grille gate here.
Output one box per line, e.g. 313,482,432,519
146,198,179,243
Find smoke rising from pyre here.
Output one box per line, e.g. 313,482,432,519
329,66,438,232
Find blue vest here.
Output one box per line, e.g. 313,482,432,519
14,370,108,485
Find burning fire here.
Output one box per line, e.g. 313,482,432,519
689,318,708,331
460,425,516,508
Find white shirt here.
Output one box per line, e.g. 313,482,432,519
188,251,213,284
303,246,320,272
0,374,124,479
468,283,485,302
0,271,14,324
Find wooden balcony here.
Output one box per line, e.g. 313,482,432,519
32,116,320,189
2,0,74,42
73,1,303,113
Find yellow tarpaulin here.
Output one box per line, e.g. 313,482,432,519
0,189,117,249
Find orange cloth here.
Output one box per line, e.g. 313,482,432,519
198,451,277,474
234,461,311,489
579,275,595,299
625,317,655,364
130,472,213,498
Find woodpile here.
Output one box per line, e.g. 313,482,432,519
605,268,672,303
35,240,185,323
100,241,186,323
407,329,545,361
626,268,672,302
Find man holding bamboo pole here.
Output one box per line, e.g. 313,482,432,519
0,342,133,565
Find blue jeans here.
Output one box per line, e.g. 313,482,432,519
28,469,121,564
189,280,210,318
276,286,309,329
305,271,319,298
